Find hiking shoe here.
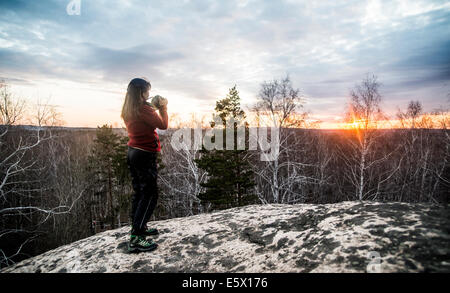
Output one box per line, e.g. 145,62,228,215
129,226,159,236
143,227,159,236
128,235,158,253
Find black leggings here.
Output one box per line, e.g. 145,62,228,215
127,146,159,235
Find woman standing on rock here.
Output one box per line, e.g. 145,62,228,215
121,77,168,253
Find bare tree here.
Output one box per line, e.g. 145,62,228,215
0,82,79,268
158,115,208,217
0,82,26,126
397,100,423,129
28,96,65,127
343,74,391,201
250,75,317,204
395,102,449,203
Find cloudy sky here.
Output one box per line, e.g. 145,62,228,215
0,0,449,128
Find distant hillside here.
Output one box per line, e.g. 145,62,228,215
2,201,449,273
3,124,128,135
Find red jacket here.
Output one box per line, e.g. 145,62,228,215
125,104,168,152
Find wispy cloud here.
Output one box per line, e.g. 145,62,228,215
0,0,449,127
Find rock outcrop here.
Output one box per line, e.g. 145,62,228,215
2,201,449,273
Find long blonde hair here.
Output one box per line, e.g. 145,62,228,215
121,77,151,122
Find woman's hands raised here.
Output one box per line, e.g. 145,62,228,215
151,95,168,110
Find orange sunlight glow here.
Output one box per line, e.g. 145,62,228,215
347,119,365,129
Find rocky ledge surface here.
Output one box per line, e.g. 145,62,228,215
1,201,449,273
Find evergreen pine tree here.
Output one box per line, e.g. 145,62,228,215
88,125,131,229
195,85,256,210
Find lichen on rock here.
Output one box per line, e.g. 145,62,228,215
1,201,449,273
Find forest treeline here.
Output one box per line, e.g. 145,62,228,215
0,76,449,268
